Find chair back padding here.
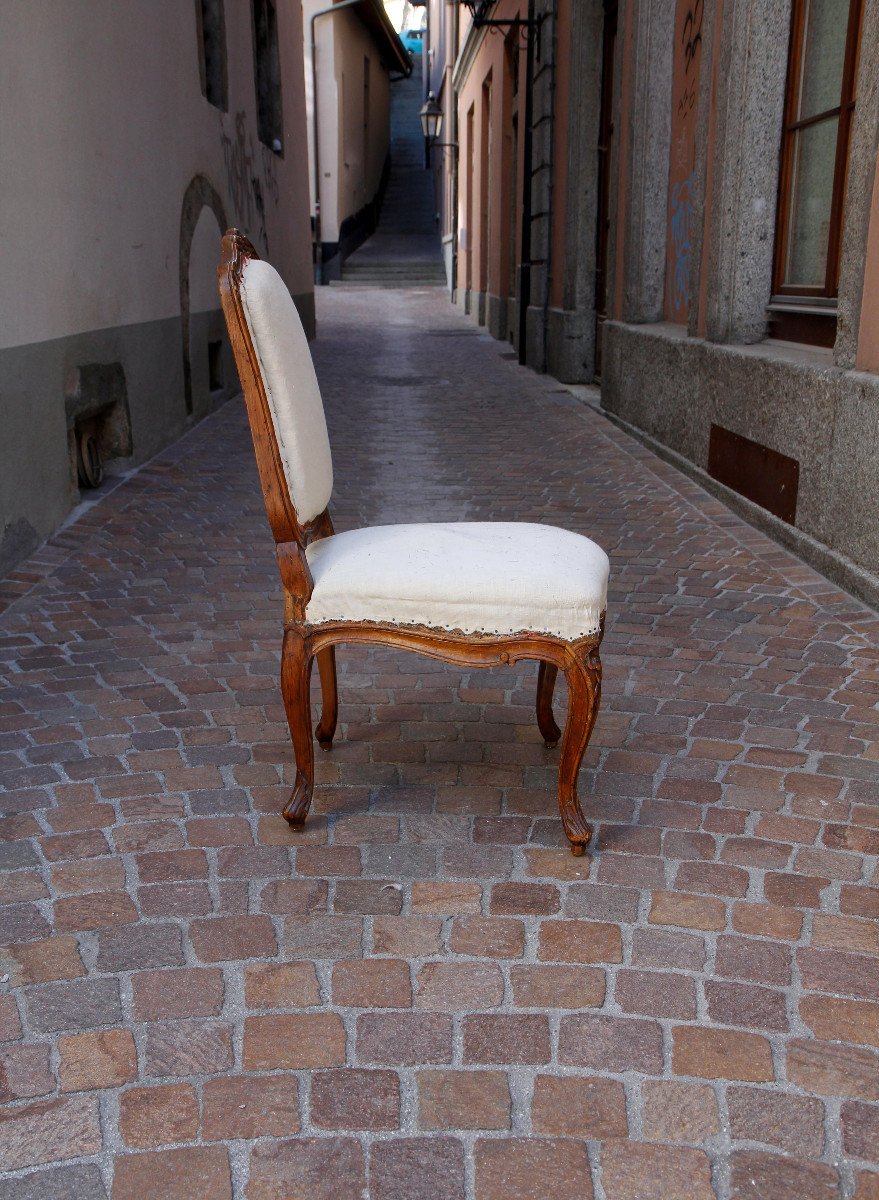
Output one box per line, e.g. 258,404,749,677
238,257,333,525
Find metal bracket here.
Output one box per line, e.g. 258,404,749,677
460,2,542,36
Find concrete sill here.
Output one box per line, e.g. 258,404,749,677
608,319,836,372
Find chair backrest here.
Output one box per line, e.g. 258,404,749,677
218,229,333,544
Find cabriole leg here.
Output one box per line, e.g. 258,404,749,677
315,646,338,751
536,661,561,747
280,629,315,828
557,644,602,855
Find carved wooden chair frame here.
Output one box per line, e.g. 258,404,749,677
218,230,604,855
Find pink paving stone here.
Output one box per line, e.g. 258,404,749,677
0,280,877,1193
0,1096,102,1172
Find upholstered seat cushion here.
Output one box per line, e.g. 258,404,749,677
305,522,609,641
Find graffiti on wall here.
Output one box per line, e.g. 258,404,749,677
221,110,280,254
682,1,702,73
676,1,702,119
665,0,702,322
670,169,695,312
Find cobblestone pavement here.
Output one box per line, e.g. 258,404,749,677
1,285,879,1200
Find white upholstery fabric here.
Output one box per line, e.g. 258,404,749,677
239,258,333,524
305,522,609,641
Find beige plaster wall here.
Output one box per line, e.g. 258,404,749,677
190,207,227,315
0,0,314,577
303,0,393,244
0,0,313,349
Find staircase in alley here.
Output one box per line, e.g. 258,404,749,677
338,67,447,288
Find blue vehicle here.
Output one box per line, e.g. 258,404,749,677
400,28,424,55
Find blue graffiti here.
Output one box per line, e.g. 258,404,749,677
670,169,695,313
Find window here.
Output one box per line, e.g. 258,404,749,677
508,33,519,98
252,0,283,152
595,0,618,374
480,77,492,296
195,0,227,110
363,57,370,174
771,0,863,343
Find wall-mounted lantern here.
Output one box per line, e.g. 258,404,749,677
419,92,444,143
419,91,456,165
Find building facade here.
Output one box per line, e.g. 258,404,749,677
0,0,314,578
602,0,879,603
303,0,411,281
428,0,607,379
429,0,879,600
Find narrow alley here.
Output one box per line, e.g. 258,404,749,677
4,0,879,1196
1,277,878,1199
338,67,447,287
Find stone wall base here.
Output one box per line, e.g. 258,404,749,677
0,288,313,579
602,319,879,601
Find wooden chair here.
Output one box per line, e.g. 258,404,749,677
218,230,609,855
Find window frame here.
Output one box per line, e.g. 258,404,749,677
772,0,863,305
195,0,228,112
251,0,284,154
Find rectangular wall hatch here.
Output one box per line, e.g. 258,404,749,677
708,424,800,525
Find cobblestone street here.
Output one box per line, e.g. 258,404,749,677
2,284,879,1199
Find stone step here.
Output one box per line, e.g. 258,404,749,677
331,279,446,289
340,262,445,273
335,263,444,272
341,264,445,274
337,69,443,278
339,278,446,287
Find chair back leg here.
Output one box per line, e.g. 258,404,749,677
557,646,602,855
315,646,338,750
536,661,561,747
280,629,316,827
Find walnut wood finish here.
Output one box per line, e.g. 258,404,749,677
218,228,605,854
314,647,338,750
536,661,561,748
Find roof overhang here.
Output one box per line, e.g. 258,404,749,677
352,0,413,77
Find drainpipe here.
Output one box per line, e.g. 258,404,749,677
449,0,460,301
541,0,557,374
311,0,366,285
517,0,536,365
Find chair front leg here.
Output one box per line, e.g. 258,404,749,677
280,628,315,828
315,646,338,750
557,644,602,856
536,661,561,747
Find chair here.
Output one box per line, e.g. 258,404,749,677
217,230,609,855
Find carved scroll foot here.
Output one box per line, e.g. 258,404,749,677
558,644,602,855
315,646,338,751
536,661,561,748
280,629,315,830
282,773,314,828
